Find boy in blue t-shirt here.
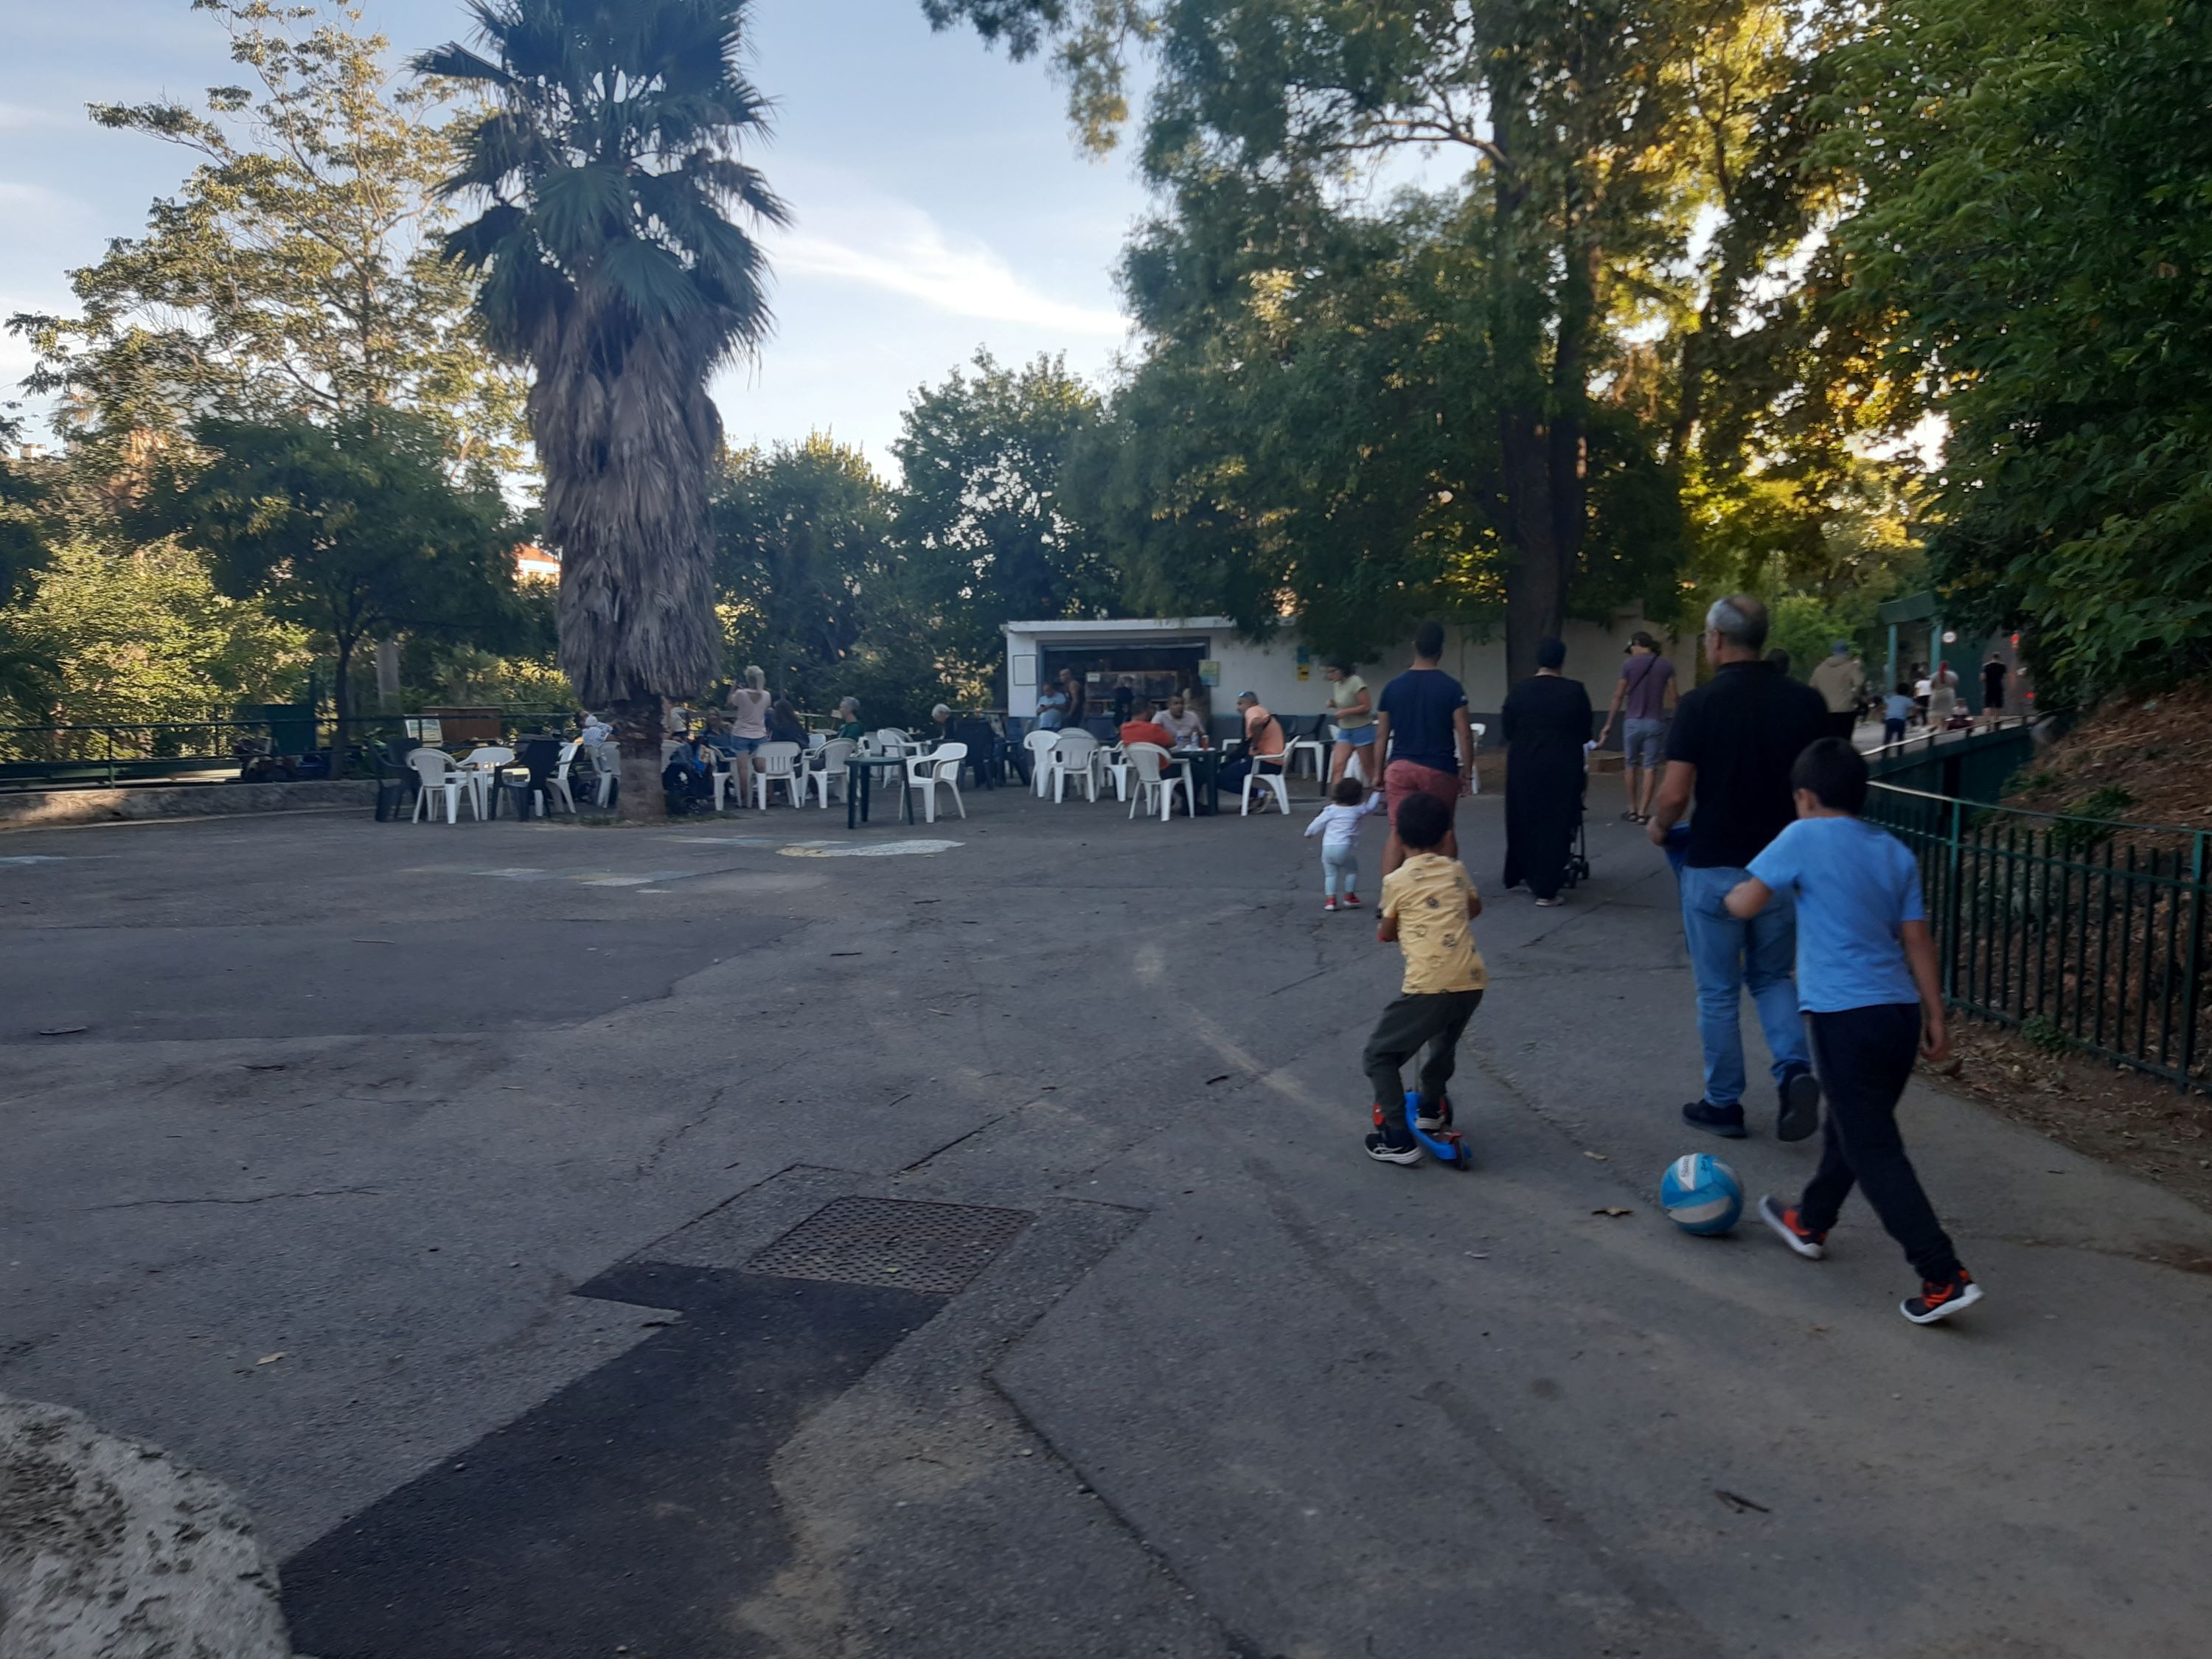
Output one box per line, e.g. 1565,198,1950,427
1724,737,1981,1324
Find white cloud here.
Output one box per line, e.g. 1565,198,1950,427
768,202,1127,339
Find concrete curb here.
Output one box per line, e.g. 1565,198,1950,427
0,781,375,832
0,1394,296,1658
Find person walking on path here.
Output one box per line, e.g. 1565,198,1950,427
1305,775,1387,911
1500,638,1593,907
1372,621,1476,879
1927,661,1959,728
1646,594,1830,1141
1596,631,1675,823
1980,653,2007,727
1362,792,1486,1165
1726,737,1982,1325
1809,643,1863,743
1322,661,1375,788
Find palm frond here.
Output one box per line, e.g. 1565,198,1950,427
411,42,509,83
532,164,635,253
602,237,704,324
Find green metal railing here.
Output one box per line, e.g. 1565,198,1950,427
1867,782,2210,1091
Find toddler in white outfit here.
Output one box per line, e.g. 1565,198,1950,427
1305,776,1388,911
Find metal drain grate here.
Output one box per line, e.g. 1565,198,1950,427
743,1196,1032,1294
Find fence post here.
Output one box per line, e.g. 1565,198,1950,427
1941,796,1964,1001
2180,830,2208,1091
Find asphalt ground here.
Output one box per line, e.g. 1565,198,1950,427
3,770,2210,1658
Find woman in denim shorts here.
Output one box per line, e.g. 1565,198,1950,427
725,665,773,806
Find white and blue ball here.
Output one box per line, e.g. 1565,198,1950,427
1660,1153,1743,1236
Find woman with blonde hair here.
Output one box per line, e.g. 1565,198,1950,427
724,664,773,808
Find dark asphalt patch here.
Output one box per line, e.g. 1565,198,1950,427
280,1262,943,1659
0,919,795,1042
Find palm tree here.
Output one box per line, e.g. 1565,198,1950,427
417,0,786,816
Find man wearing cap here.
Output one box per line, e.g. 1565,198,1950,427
1217,692,1287,792
1809,641,1864,743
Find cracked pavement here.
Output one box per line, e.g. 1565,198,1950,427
3,779,2211,1657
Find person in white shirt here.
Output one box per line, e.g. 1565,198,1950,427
576,711,611,747
1158,693,1206,748
1304,775,1388,911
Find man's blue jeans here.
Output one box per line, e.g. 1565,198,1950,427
1678,863,1809,1107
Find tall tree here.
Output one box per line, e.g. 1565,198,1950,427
154,411,515,736
7,0,521,467
420,0,787,818
1832,0,2212,700
892,351,1119,685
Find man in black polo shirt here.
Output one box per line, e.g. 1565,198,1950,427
1646,595,1831,1140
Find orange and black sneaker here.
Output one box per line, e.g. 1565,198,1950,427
1902,1267,1983,1325
1757,1194,1827,1261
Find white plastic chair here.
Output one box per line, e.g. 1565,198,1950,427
1124,742,1190,822
408,748,478,824
1099,743,1131,802
1024,728,1062,797
457,745,514,818
1468,723,1487,794
904,742,967,824
1240,755,1291,816
874,727,913,757
589,740,619,807
541,740,581,816
1049,732,1100,803
807,739,855,807
752,740,804,808
1288,718,1326,779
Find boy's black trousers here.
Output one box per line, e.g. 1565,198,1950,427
1800,1002,1962,1282
1364,990,1484,1139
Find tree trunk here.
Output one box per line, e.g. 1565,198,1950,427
331,635,353,778
608,694,665,824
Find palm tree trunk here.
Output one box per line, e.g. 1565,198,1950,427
536,307,724,823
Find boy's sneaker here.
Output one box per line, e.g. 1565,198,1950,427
1777,1067,1822,1142
1757,1194,1827,1260
1901,1268,1982,1325
1681,1099,1748,1138
1342,892,1362,908
1414,1094,1453,1133
1364,1132,1423,1166
1323,897,1338,912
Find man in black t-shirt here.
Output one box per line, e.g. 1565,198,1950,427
1646,595,1830,1141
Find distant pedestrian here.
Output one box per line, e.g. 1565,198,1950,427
1726,737,1981,1325
1928,663,1959,728
1500,637,1592,908
1645,594,1830,1141
1882,683,1914,747
1305,774,1387,912
1372,621,1475,879
1596,631,1674,823
1361,792,1486,1166
1809,642,1863,743
1111,676,1136,725
724,664,771,806
1980,653,2007,726
1323,661,1376,788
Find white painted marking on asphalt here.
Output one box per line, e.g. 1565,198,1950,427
0,855,67,865
778,840,963,858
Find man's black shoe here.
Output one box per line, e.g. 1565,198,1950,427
1778,1067,1822,1142
1681,1099,1748,1139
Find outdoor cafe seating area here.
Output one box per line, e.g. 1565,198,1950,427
375,709,1464,830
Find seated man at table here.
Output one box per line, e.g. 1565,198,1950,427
660,729,718,814
1158,693,1206,748
1119,702,1179,756
1217,692,1288,790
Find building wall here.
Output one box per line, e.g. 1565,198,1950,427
1005,613,1660,740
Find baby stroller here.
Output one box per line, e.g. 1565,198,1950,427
1562,742,1594,891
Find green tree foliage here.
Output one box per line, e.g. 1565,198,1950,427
7,0,521,467
422,0,787,816
0,540,312,729
1832,0,2212,700
892,351,1120,674
151,411,517,728
925,0,1869,681
714,436,984,728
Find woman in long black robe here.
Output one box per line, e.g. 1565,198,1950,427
1500,639,1593,905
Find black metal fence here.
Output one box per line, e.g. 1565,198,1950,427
1867,782,2210,1091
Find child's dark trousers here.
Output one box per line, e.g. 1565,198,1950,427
1799,1002,1961,1281
1363,990,1484,1139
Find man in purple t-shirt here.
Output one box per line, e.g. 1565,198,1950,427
1596,631,1676,824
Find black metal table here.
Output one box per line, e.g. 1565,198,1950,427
845,753,914,829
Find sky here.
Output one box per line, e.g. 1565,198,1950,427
0,0,1155,476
